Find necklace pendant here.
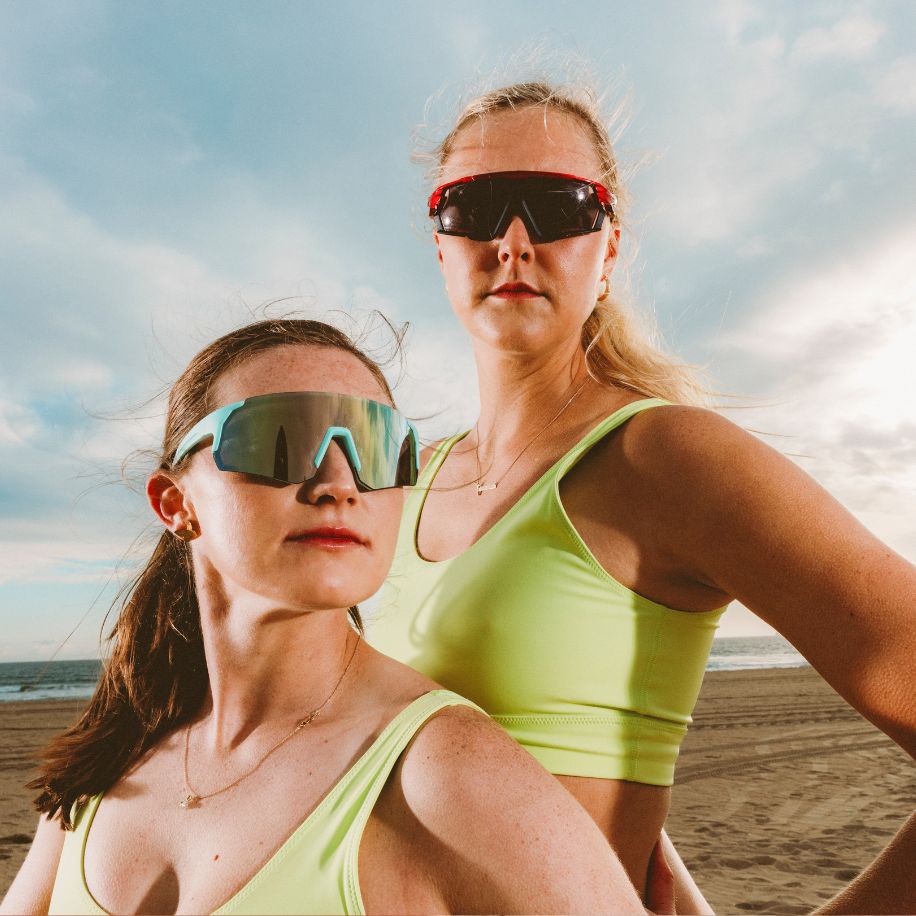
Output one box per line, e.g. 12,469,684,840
178,794,200,809
476,482,497,495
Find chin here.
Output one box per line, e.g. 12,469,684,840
478,321,556,354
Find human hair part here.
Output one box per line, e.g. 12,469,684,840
29,318,396,827
420,78,708,406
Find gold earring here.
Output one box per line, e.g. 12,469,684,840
597,276,610,302
174,519,200,542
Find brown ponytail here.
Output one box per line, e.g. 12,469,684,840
30,318,393,826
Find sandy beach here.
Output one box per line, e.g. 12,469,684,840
1,667,913,913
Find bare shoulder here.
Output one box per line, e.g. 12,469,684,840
614,403,833,525
385,704,643,913
621,403,776,471
0,814,66,914
400,703,538,794
617,404,916,745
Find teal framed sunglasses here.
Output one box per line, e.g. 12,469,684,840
172,391,420,490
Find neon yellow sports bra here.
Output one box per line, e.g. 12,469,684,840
371,399,727,787
48,690,481,915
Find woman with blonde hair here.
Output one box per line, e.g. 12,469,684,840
2,318,656,915
370,80,916,912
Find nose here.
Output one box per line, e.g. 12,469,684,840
497,215,534,263
300,439,359,505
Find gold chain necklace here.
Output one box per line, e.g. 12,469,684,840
474,378,590,496
178,632,361,809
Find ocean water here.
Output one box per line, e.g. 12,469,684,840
0,636,807,701
707,635,808,671
0,658,103,702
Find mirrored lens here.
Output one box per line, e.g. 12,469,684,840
215,393,414,488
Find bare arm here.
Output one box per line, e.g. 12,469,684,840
0,815,65,915
628,407,916,904
393,706,646,915
632,406,916,755
659,829,713,915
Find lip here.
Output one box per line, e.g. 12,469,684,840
285,526,367,548
489,282,542,299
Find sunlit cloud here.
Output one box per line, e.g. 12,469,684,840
712,222,916,558
2,1,915,656
790,13,885,64
875,53,916,113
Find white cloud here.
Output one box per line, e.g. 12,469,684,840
821,179,846,202
790,14,885,65
644,7,901,244
711,0,764,49
0,530,132,586
711,222,916,560
875,54,916,114
0,398,39,445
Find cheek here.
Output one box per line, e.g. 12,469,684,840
438,240,483,298
549,242,606,309
189,475,404,607
193,475,279,576
370,490,405,563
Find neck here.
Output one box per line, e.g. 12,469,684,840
191,563,360,754
472,338,591,461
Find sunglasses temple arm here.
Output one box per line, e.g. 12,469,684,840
172,400,246,465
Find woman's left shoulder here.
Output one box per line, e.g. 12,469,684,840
628,401,747,442
619,402,783,481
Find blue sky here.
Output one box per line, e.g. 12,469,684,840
2,1,915,660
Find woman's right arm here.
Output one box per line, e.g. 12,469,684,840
0,815,65,915
391,705,647,915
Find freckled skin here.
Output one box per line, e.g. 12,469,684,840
0,341,649,916
177,345,405,618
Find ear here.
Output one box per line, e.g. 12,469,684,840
602,226,621,278
146,471,193,533
433,231,444,269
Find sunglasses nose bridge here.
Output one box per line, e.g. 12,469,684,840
312,427,363,478
490,184,542,245
488,195,514,241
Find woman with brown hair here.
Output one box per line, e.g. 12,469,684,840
370,81,916,912
1,318,653,915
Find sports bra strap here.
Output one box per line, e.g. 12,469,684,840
554,397,670,479
417,431,469,487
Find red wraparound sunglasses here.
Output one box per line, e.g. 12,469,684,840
428,170,617,244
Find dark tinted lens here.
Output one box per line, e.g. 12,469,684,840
438,182,508,241
522,181,603,240
437,176,603,243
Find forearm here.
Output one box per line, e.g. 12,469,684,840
813,809,916,915
659,829,713,915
